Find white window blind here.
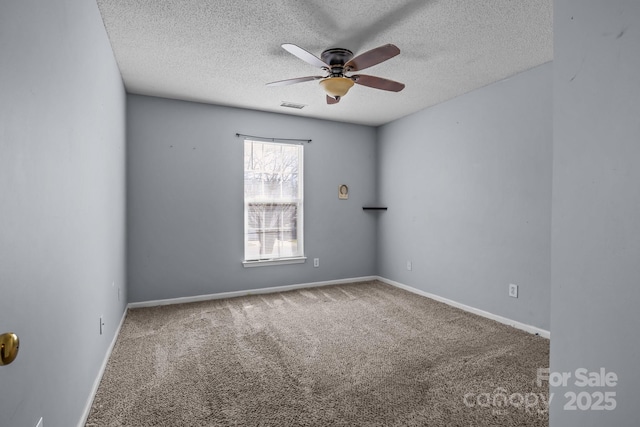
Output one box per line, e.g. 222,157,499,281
243,139,304,263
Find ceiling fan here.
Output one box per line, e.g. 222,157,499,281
266,43,405,104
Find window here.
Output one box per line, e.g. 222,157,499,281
243,139,304,266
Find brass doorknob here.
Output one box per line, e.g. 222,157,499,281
0,332,20,366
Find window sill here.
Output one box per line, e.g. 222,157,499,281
242,257,307,268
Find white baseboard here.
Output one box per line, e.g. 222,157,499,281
376,276,550,339
127,276,379,309
78,307,128,427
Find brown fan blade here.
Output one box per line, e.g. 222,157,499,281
345,44,400,72
326,95,340,104
282,44,329,69
352,75,405,92
266,76,324,87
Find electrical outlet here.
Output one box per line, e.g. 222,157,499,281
36,417,43,427
406,261,412,271
509,284,518,298
99,316,105,335
313,258,319,268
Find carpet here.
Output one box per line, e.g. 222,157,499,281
85,280,549,426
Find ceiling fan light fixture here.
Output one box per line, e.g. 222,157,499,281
320,77,354,98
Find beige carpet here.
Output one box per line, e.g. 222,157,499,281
86,280,549,426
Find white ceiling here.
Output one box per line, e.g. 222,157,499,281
96,0,552,127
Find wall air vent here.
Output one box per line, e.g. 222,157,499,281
280,101,306,109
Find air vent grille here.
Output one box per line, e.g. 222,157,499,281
280,101,306,109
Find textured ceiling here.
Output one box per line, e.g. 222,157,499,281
96,0,552,127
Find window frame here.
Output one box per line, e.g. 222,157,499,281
242,139,306,267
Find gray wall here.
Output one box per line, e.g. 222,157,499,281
0,0,127,426
377,63,552,331
551,1,640,425
127,95,377,302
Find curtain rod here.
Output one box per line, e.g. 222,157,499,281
235,133,312,143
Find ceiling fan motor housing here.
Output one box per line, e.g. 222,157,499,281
321,48,354,66
321,49,355,80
